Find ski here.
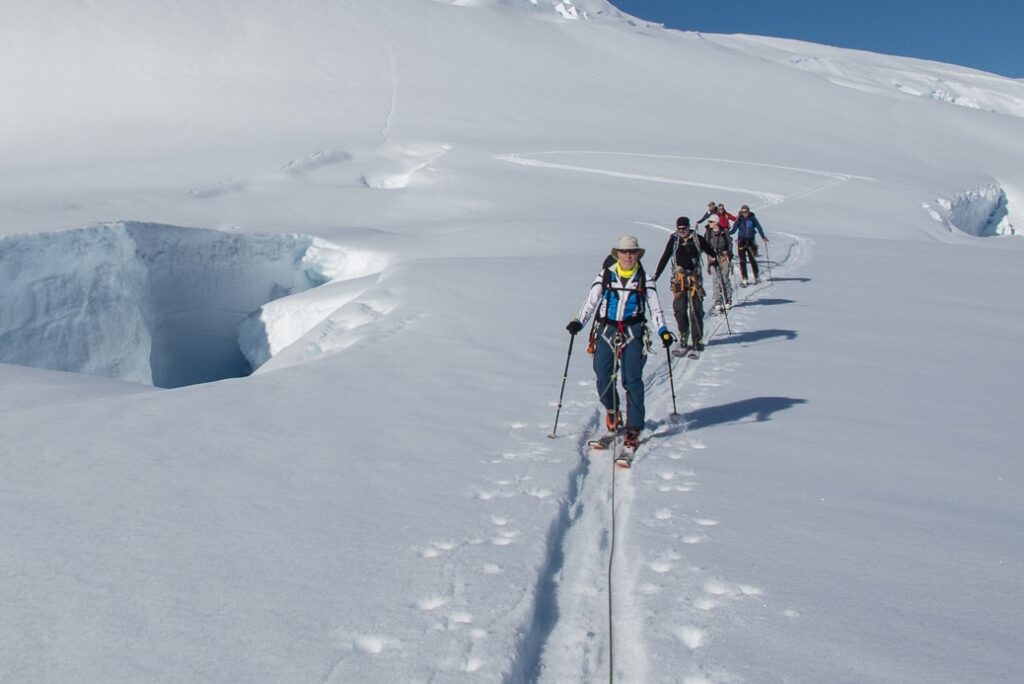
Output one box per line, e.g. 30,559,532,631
614,448,635,468
587,433,617,450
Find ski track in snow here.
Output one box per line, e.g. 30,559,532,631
496,150,875,208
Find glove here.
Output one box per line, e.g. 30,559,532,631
658,326,674,348
566,319,583,336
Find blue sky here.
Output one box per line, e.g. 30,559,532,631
611,0,1023,78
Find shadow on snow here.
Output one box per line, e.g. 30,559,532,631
683,396,808,431
734,297,796,308
709,328,797,346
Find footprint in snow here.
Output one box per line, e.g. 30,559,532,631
694,597,718,611
695,518,719,526
649,559,673,574
654,508,673,520
420,540,456,558
354,635,387,655
703,579,764,598
481,563,503,574
491,530,520,546
447,612,473,627
673,624,706,650
416,596,447,611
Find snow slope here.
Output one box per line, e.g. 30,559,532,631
2,1,1022,682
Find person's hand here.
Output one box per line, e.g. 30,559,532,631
658,327,674,348
763,237,769,242
566,319,583,336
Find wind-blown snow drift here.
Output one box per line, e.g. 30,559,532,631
0,222,382,387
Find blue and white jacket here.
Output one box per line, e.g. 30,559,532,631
577,263,667,331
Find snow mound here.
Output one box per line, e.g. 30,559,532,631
281,147,353,175
924,183,1018,236
361,141,452,190
0,222,384,387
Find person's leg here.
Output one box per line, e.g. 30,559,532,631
737,240,750,280
691,291,705,346
619,336,647,431
721,259,733,303
592,332,619,413
673,293,689,346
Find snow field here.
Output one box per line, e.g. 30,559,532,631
3,0,1024,681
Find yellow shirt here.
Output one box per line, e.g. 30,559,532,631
614,262,637,280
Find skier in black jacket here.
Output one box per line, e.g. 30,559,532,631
653,216,715,352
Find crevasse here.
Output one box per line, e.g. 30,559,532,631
0,222,374,388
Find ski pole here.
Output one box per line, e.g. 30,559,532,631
764,240,774,283
548,332,576,438
664,344,678,416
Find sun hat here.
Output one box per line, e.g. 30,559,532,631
610,235,645,260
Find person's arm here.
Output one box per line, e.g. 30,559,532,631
653,237,673,281
644,273,668,333
697,210,712,224
754,217,767,240
575,273,605,324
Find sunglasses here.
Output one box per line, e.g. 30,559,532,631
618,249,640,255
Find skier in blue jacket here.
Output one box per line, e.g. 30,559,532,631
730,204,768,285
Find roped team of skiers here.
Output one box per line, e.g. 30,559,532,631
565,202,769,463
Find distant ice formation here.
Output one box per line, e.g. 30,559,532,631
924,183,1017,237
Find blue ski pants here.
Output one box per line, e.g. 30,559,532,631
593,321,647,431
